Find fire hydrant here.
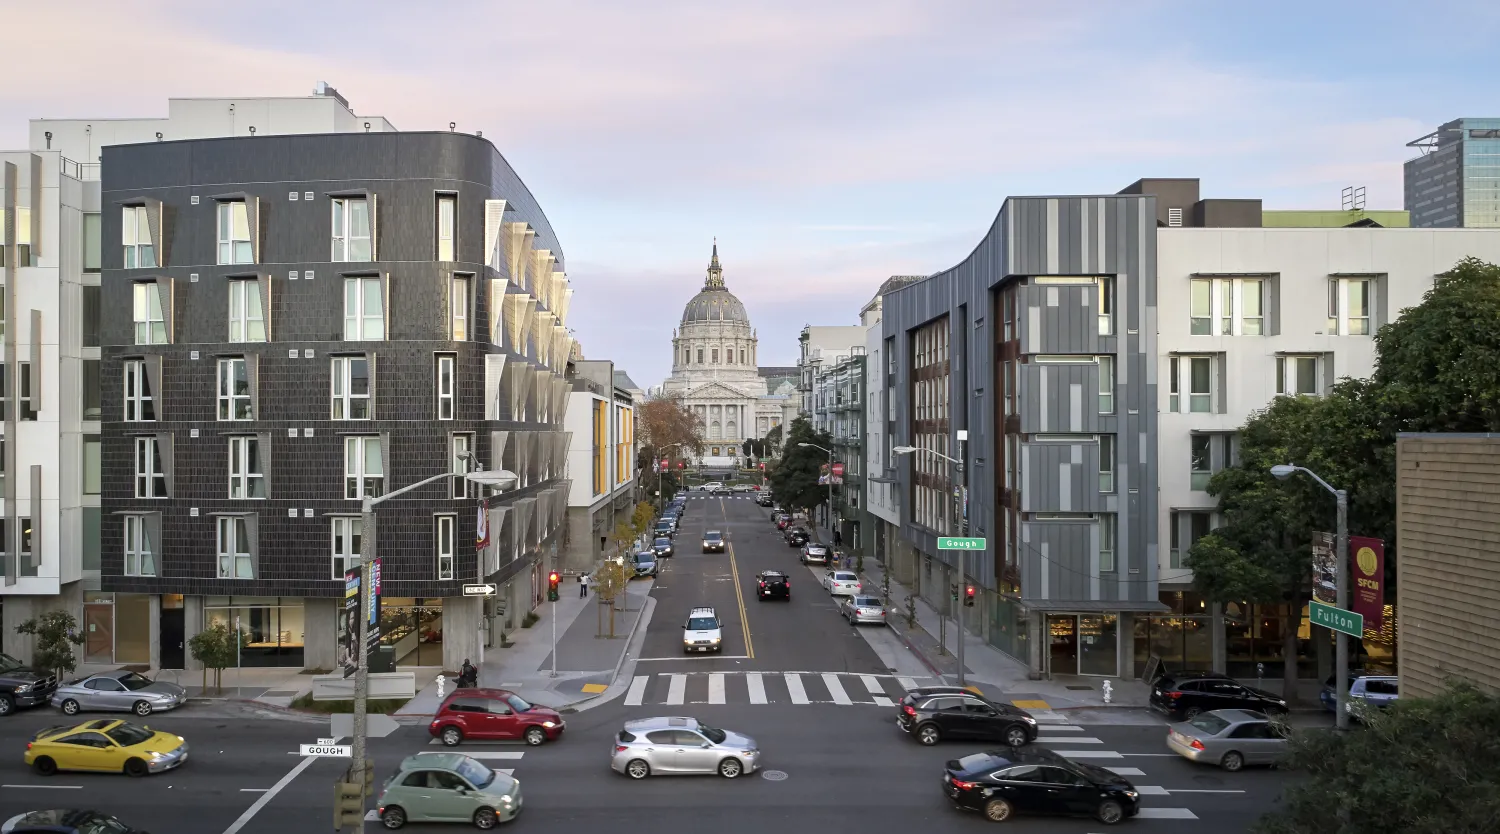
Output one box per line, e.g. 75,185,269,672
436,675,447,699
1101,680,1113,705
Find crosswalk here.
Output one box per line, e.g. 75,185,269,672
684,494,762,500
364,746,527,822
625,671,942,707
1030,725,1204,821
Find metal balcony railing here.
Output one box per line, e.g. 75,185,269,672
60,157,100,181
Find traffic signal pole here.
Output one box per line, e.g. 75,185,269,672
956,429,968,688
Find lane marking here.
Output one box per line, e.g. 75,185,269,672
859,674,884,694
1137,809,1198,820
822,673,853,705
1105,767,1146,776
1013,699,1051,709
1133,785,1171,795
1037,725,1085,732
872,695,895,707
785,673,809,705
240,789,268,793
723,502,755,660
634,655,751,661
222,742,324,834
1043,736,1103,744
624,676,648,706
707,673,726,704
1122,753,1179,757
1166,789,1247,794
897,676,918,690
746,673,768,704
666,674,687,705
1047,750,1122,759
461,752,524,760
2,784,82,789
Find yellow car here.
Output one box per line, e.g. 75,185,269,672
25,719,188,777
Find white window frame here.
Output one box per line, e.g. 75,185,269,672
437,354,456,420
331,356,371,420
124,359,154,422
451,277,469,341
228,279,266,342
1276,355,1322,397
122,206,156,269
134,436,166,498
1179,355,1214,413
1190,434,1212,491
1099,514,1116,573
451,434,472,499
1098,434,1114,493
216,516,254,579
436,195,456,262
343,276,384,341
124,515,157,577
332,197,372,262
1191,277,1265,337
345,436,384,499
1097,277,1114,336
217,358,252,421
331,516,362,579
228,435,266,499
132,283,166,345
217,201,253,265
436,515,456,580
1098,355,1115,414
1327,277,1374,336
1170,510,1214,569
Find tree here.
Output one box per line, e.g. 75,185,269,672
1254,682,1500,834
189,621,240,693
593,560,633,638
766,418,835,515
14,610,85,679
637,396,704,459
741,438,769,460
765,424,784,457
630,502,655,540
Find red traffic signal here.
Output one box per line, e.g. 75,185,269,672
964,585,976,607
548,572,560,585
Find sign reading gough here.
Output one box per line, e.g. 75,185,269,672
1349,536,1385,633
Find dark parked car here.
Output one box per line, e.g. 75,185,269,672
0,809,146,833
756,571,790,600
0,652,58,717
652,522,673,540
1149,672,1287,720
943,748,1140,825
428,688,565,747
653,537,674,558
897,691,1038,747
785,528,810,547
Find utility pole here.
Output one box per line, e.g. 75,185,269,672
1334,488,1350,732
955,429,968,687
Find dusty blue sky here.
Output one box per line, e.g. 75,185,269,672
1,0,1495,387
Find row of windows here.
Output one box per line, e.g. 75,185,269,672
682,345,754,365
1188,277,1375,337
1166,353,1329,414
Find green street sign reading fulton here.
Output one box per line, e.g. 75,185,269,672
1310,600,1364,638
938,537,987,551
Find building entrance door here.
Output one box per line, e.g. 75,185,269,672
159,608,185,670
83,604,114,663
1048,615,1079,676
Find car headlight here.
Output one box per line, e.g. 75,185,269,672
1022,716,1037,724
711,637,721,643
499,796,513,805
14,683,30,693
541,721,556,728
1124,790,1138,798
146,751,164,759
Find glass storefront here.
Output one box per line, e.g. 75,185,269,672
1224,601,1313,679
1133,591,1213,678
380,598,445,666
204,597,305,667
988,595,1031,665
1079,614,1119,677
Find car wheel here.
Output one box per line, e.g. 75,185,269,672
524,727,547,746
133,700,154,717
473,807,498,829
625,758,651,779
60,698,80,716
1004,726,1030,748
718,757,743,778
983,798,1014,822
0,695,13,716
1097,799,1125,825
124,757,150,778
1182,706,1203,720
441,726,464,746
916,723,942,746
1220,750,1245,772
380,806,407,829
32,756,57,776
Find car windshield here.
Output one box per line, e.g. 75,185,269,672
105,723,155,747
634,552,654,564
454,757,495,788
0,652,25,672
688,617,718,630
696,724,727,744
705,532,723,541
1188,713,1232,735
655,538,671,546
835,572,856,580
117,672,155,691
505,694,532,713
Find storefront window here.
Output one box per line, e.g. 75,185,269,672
380,598,445,666
204,597,305,667
1078,614,1118,676
1224,601,1313,679
1133,591,1212,678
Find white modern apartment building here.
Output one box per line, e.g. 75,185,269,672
564,359,639,573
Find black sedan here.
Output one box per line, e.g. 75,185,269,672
652,537,674,558
898,690,1037,747
785,528,810,547
757,571,791,600
1,809,147,832
944,749,1140,824
1149,671,1287,720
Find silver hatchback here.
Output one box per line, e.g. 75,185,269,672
1166,709,1290,772
841,595,887,625
611,716,761,779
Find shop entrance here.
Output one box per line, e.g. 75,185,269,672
1048,615,1078,675
381,598,445,667
1048,613,1120,677
83,598,114,663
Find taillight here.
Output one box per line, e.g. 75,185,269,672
759,581,765,587
615,745,628,753
903,704,917,717
26,742,31,750
951,779,976,790
1167,691,1183,699
1190,739,1205,751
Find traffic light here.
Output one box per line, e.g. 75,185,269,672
547,571,560,602
950,584,959,602
964,586,976,607
334,780,364,829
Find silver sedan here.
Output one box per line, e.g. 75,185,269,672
1165,709,1289,772
52,670,187,717
841,595,887,625
611,716,761,779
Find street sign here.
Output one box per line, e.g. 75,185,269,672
1310,599,1364,638
832,462,845,477
938,537,987,550
463,583,497,596
300,743,352,757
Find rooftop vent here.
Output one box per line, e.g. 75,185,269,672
1167,208,1183,227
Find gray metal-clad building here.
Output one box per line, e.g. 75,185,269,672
883,194,1166,679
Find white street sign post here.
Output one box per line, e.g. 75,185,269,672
462,584,496,596
300,743,353,757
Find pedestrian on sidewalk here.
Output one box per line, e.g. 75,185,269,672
579,573,589,598
833,529,843,547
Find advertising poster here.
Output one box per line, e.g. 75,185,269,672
1349,536,1385,632
476,499,491,549
340,568,360,678
1310,531,1337,606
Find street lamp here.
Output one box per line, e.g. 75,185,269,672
1270,463,1350,731
798,442,836,540
893,435,970,687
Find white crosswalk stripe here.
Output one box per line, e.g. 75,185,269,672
785,673,810,704
746,672,767,704
1105,767,1146,776
666,673,687,704
822,673,852,705
707,673,726,704
619,671,942,706
625,675,648,705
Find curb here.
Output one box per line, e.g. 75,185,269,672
861,570,951,683
557,594,656,714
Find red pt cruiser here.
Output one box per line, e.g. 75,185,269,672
429,687,565,747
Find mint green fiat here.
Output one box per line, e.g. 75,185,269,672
377,752,521,829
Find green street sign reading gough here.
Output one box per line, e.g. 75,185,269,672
938,537,987,551
1310,599,1364,638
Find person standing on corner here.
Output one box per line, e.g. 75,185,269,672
579,573,589,598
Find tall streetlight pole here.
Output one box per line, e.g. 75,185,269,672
893,442,967,687
1270,463,1350,731
798,442,835,543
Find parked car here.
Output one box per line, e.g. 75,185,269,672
775,515,792,531
800,542,830,564
840,595,885,624
661,514,679,532
376,751,521,830
822,570,860,596
756,571,791,600
732,484,755,493
1148,672,1287,720
26,719,188,777
682,607,723,654
897,690,1037,747
611,716,760,779
1165,709,1288,772
1321,674,1398,717
711,485,731,496
428,689,565,747
0,652,58,718
0,810,146,833
631,551,658,578
652,521,674,540
755,493,774,507
653,537,675,558
943,748,1139,825
702,530,726,553
785,528,810,547
51,671,186,717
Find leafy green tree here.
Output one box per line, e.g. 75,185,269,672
189,621,240,693
1255,682,1500,834
765,423,784,457
14,610,85,679
766,418,834,515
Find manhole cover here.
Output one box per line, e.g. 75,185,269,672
762,770,788,781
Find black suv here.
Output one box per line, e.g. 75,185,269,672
897,690,1038,747
1149,671,1287,720
756,571,791,600
944,748,1139,825
785,527,810,547
0,652,58,717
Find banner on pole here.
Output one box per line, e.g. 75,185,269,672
1348,536,1384,633
476,498,490,549
1310,531,1337,606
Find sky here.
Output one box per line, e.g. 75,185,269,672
1,0,1496,388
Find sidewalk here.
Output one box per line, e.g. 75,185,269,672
70,664,324,710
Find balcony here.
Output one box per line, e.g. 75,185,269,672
60,157,100,181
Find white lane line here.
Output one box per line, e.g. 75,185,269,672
1042,736,1103,744
746,673,767,704
707,673,726,704
872,695,895,707
822,673,853,705
666,674,687,705
222,747,322,834
1105,767,1146,776
624,675,648,706
1036,725,1085,732
1134,785,1171,796
859,674,883,694
897,676,918,690
2,784,82,789
239,788,268,793
785,673,810,705
1048,750,1122,759
1137,809,1198,820
461,752,524,760
1167,789,1247,794
1123,753,1180,757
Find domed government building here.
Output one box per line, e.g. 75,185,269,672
657,242,796,468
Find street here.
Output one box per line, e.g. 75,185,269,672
0,495,1289,833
